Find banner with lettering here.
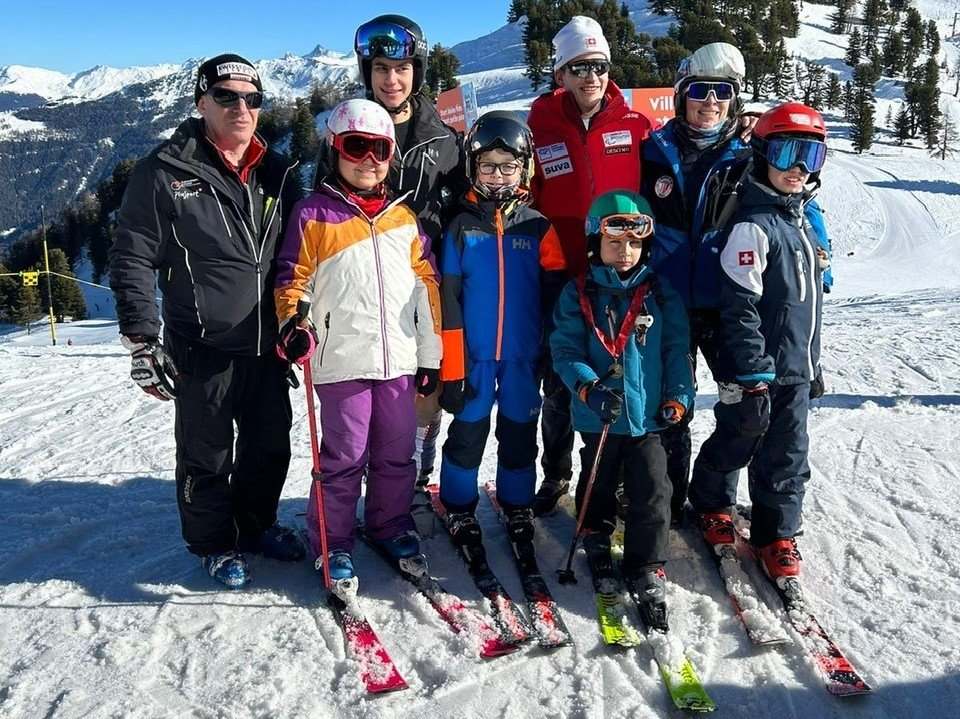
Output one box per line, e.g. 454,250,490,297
436,82,479,134
621,88,675,128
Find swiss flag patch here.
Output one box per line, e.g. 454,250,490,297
738,251,755,266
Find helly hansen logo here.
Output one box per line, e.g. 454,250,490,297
738,251,755,266
512,238,532,250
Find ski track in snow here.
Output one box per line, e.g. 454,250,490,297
4,88,960,719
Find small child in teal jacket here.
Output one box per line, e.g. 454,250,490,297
550,190,693,627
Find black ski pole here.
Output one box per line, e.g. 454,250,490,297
557,421,611,585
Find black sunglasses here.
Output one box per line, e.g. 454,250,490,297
565,60,610,78
207,87,264,109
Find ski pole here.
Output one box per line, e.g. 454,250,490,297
303,360,331,591
557,421,611,585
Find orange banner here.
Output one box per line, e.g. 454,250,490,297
622,88,675,128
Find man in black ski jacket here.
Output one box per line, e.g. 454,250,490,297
109,53,304,589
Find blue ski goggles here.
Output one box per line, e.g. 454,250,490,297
355,20,422,60
684,80,736,102
756,136,827,173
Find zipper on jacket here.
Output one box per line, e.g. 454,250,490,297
398,135,445,202
369,219,391,376
318,312,331,366
495,208,506,361
795,249,807,302
170,225,206,339
209,187,234,238
797,218,819,379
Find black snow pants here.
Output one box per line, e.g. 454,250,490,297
575,431,671,576
166,331,292,555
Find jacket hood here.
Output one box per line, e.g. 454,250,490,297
587,262,652,291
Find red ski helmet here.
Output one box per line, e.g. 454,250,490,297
753,102,827,141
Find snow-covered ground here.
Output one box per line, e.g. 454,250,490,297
1,126,959,719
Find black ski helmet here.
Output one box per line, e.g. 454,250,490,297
355,14,429,94
464,111,535,199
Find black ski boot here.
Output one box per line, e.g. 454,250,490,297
505,507,535,544
532,477,569,516
626,568,669,632
447,511,483,551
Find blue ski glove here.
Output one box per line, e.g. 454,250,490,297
579,381,623,423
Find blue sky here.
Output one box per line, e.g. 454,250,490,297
0,1,511,73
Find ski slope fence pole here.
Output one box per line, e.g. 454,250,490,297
557,421,611,584
303,360,332,590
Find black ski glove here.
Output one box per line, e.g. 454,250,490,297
809,369,825,400
414,367,440,397
277,316,318,366
580,381,623,423
438,378,476,415
121,335,180,401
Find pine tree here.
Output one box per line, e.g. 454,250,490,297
850,63,878,152
0,263,18,324
770,42,793,97
39,249,87,322
521,1,561,92
11,283,41,329
650,0,671,15
507,0,529,22
845,28,863,67
797,61,827,108
289,100,319,166
862,0,888,39
954,56,960,96
903,8,925,66
882,30,906,77
830,0,854,34
843,80,855,121
885,104,893,128
894,103,911,144
424,43,460,99
308,81,339,116
824,73,841,108
932,111,957,159
926,20,941,56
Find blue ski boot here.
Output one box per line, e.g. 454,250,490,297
375,529,422,560
240,523,306,562
202,550,251,590
319,550,359,603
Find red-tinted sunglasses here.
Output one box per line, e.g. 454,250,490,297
332,132,394,163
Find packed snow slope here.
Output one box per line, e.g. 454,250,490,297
1,135,959,718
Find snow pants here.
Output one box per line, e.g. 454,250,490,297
307,376,417,556
166,331,292,556
658,308,722,519
688,381,810,547
440,359,541,511
540,353,574,486
576,431,671,574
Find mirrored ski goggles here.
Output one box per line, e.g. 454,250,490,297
684,81,736,102
355,20,420,60
565,60,610,78
760,137,827,173
332,132,394,163
207,88,264,109
596,213,654,239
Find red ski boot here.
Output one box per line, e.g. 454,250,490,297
757,538,802,588
695,512,736,553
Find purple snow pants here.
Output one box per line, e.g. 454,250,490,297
306,375,417,556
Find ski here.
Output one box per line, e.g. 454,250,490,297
357,525,520,659
583,538,642,648
326,590,410,694
734,522,873,697
693,524,791,646
426,484,534,645
483,482,573,649
623,585,718,713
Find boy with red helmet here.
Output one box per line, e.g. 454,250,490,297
688,103,829,591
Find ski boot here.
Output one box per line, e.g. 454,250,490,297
447,511,484,552
319,550,359,603
240,523,306,562
532,477,569,517
757,537,802,598
375,530,428,578
505,506,535,544
202,550,251,590
626,567,669,632
695,511,736,554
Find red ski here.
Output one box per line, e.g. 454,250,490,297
328,593,409,694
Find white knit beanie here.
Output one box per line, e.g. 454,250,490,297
552,16,611,71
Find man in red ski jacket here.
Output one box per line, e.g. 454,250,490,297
528,16,654,513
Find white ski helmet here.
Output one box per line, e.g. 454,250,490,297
674,42,746,93
326,98,396,148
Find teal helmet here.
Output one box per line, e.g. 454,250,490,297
584,190,655,265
